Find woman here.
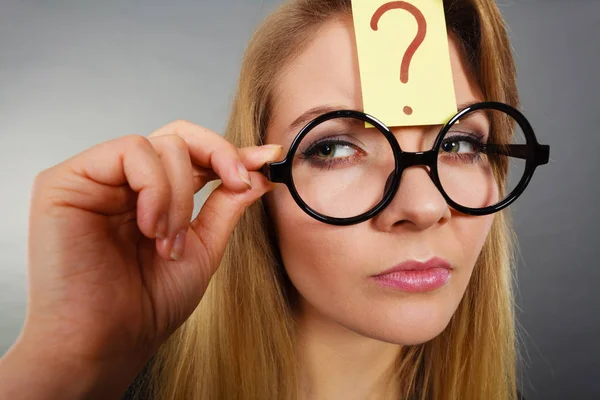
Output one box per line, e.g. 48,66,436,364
0,0,547,398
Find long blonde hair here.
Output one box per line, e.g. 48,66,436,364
144,0,521,398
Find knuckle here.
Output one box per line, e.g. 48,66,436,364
31,171,50,200
124,133,151,148
155,178,173,197
32,165,64,194
171,119,216,140
171,119,194,127
223,141,238,156
143,165,172,198
34,167,52,184
169,119,202,135
211,141,238,166
162,133,189,154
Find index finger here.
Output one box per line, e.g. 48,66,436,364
149,120,251,192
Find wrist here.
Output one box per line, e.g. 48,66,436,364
0,333,138,400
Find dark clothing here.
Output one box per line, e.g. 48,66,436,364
122,357,155,400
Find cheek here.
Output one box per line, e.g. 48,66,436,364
456,213,495,261
449,212,496,295
265,184,360,297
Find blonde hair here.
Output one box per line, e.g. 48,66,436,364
142,0,522,398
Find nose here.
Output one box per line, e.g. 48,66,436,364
373,165,451,232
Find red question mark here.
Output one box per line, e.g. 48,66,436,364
371,1,427,116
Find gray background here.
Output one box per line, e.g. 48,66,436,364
0,0,598,399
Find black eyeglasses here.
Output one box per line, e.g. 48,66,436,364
262,101,550,226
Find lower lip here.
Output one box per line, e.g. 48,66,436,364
372,267,451,292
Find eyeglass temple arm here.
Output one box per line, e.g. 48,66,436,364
486,144,550,166
261,161,288,183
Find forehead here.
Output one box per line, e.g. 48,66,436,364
267,17,483,144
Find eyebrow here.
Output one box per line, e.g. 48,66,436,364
285,101,482,136
286,105,351,136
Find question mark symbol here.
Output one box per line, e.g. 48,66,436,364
371,1,427,116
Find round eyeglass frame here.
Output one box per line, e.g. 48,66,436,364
262,101,550,226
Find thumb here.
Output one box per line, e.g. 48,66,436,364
150,172,273,338
189,170,273,272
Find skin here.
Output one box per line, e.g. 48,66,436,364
265,17,496,400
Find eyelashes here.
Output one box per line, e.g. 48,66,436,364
440,131,488,164
297,137,364,169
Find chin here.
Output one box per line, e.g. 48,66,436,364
361,323,451,346
345,303,458,345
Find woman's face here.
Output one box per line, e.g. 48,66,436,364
264,17,495,345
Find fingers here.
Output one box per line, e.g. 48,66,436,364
149,120,255,193
164,144,281,260
238,145,284,171
53,125,282,266
61,120,285,262
144,123,283,261
62,134,173,240
147,135,195,251
189,144,284,193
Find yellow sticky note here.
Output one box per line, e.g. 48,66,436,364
351,0,457,127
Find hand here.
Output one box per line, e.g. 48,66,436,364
7,120,282,398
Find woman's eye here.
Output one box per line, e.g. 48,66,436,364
440,134,483,154
297,137,365,170
441,139,475,153
314,143,356,158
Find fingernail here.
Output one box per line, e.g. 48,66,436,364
237,162,252,189
262,144,283,152
170,230,187,261
261,145,283,160
156,214,168,239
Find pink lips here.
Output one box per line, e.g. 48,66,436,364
371,257,453,293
